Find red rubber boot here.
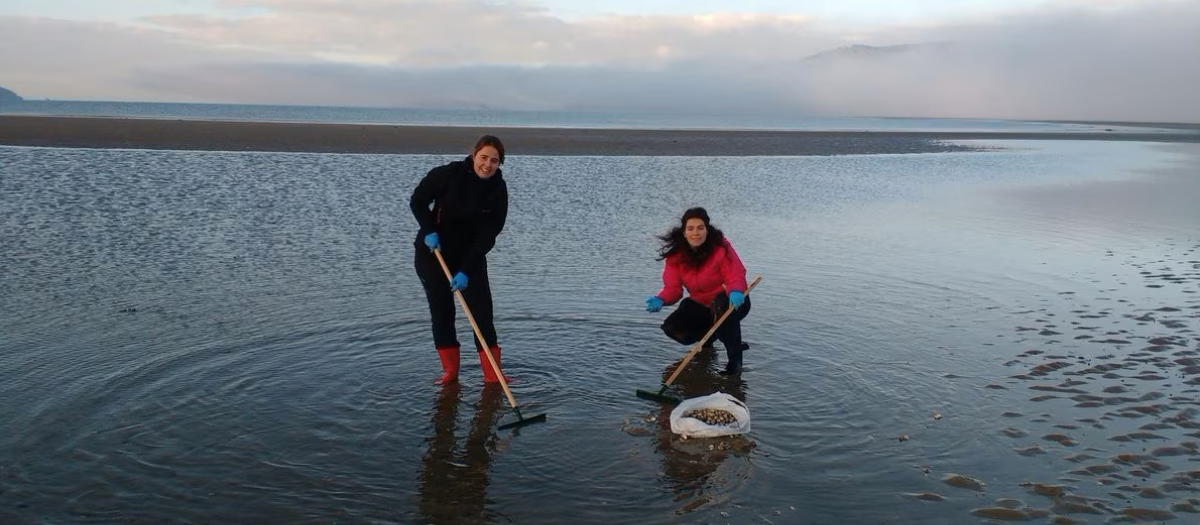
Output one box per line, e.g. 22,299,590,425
435,346,460,385
480,346,513,383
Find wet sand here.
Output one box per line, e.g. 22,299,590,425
972,239,1200,522
904,239,1200,521
2,115,1199,156
908,147,1200,522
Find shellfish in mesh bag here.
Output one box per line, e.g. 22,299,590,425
682,407,738,426
670,392,750,438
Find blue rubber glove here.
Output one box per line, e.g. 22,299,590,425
729,290,745,309
423,232,440,251
450,271,469,291
645,296,664,313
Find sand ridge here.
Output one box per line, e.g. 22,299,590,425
3,115,1199,156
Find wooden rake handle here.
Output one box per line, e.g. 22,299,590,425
663,274,762,386
432,248,519,409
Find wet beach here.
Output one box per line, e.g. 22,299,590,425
878,144,1200,521
1,131,1198,524
2,115,1200,156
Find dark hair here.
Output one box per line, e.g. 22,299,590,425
473,135,505,164
656,207,725,267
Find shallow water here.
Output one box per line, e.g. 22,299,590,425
2,100,1182,133
1,141,1198,524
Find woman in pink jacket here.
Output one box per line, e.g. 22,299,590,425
645,207,751,375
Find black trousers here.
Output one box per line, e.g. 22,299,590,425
660,296,751,351
414,249,497,351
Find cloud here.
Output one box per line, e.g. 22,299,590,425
1,0,1197,121
796,0,1200,120
0,16,292,101
144,1,828,66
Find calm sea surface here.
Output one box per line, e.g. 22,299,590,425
1,139,1199,524
0,100,1185,134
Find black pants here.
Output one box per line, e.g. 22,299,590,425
661,296,751,351
414,250,497,351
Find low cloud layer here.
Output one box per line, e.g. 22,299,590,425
1,0,1197,121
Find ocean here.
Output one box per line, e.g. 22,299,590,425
0,99,1183,134
1,111,1199,524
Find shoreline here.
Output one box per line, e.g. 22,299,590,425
3,115,1199,156
1034,119,1200,132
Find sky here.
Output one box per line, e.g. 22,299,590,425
1,0,1198,121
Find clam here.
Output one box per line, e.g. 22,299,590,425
682,408,738,426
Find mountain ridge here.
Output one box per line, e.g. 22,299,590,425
0,86,24,104
805,42,954,61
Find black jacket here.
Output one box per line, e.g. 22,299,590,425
410,157,508,273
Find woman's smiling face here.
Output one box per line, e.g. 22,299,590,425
472,146,501,178
684,218,707,248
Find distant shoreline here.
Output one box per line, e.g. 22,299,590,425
1033,119,1200,132
2,115,1199,156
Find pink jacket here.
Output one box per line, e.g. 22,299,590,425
657,238,748,307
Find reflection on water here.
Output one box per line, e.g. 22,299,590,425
658,349,752,514
418,383,506,525
0,142,1197,524
622,347,757,516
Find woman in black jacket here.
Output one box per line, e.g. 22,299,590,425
410,135,510,385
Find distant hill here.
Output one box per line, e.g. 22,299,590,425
805,43,953,62
0,86,23,105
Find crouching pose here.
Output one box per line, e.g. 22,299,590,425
645,207,751,375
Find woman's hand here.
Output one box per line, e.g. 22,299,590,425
450,272,469,291
424,232,440,251
729,290,745,309
645,296,664,312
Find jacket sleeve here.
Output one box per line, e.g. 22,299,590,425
722,239,749,293
409,166,444,234
656,256,685,305
461,180,508,271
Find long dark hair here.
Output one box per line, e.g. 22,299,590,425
656,207,725,267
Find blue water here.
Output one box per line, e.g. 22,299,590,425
1,139,1198,524
0,100,1181,134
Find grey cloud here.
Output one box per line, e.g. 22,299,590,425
0,16,294,100
794,0,1200,121
128,59,797,113
146,2,831,66
1,0,1198,122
